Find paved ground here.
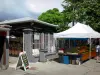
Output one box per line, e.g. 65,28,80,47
0,57,100,75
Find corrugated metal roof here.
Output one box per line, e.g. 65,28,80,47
0,27,10,31
0,25,11,31
0,17,58,27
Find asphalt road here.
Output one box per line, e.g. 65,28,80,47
0,57,100,75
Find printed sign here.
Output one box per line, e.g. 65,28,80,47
21,53,29,68
16,51,29,71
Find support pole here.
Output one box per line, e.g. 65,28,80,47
23,32,24,51
89,37,91,59
23,29,33,62
69,39,70,48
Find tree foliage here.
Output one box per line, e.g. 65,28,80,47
62,0,100,31
38,8,69,32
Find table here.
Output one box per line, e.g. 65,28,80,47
59,53,81,65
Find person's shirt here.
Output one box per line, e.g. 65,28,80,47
96,45,100,52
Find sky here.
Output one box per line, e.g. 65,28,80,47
0,0,64,21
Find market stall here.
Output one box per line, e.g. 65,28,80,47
54,22,100,64
0,18,58,63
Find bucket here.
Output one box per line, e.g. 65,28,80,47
63,56,69,64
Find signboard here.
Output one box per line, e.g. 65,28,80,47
16,51,29,71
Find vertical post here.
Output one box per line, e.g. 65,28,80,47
53,35,56,53
0,26,10,70
89,37,91,59
23,29,33,62
23,32,24,51
5,31,10,69
48,33,50,52
69,39,70,48
41,33,44,50
1,30,10,70
72,0,75,26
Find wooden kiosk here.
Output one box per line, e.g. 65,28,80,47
0,25,10,70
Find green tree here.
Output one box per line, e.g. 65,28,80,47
38,8,69,32
62,0,100,31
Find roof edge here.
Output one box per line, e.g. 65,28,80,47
0,17,58,28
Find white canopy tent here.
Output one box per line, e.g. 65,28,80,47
54,22,100,38
54,22,100,58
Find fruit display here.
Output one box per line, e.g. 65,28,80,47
78,46,96,61
9,37,23,56
58,39,97,64
59,46,96,63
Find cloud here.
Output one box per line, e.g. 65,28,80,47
0,0,39,20
25,0,64,13
0,0,32,16
0,0,64,21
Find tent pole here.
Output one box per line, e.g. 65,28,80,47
69,38,70,48
89,37,91,59
54,38,57,52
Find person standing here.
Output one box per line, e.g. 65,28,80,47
96,42,100,62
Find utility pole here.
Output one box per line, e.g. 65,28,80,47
72,0,75,26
